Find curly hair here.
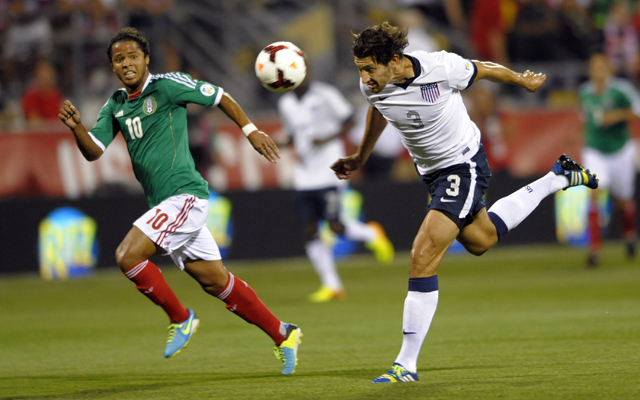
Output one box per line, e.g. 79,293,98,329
351,22,409,65
107,27,151,62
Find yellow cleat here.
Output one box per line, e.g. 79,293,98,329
365,221,395,265
308,286,346,303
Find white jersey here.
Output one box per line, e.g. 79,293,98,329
360,50,481,175
278,81,353,190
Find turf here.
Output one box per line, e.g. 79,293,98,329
1,242,639,399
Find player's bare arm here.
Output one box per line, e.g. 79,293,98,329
601,108,636,126
331,106,387,179
58,100,103,161
218,92,281,163
473,61,547,92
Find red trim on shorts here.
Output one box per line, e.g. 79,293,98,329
157,196,196,246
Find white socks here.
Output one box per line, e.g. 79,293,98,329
344,220,376,243
305,237,342,290
488,171,568,232
395,277,439,373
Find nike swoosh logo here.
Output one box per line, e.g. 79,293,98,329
440,197,456,203
180,316,193,335
379,96,388,101
403,329,417,335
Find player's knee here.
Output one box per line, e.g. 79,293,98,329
463,241,493,256
114,244,140,271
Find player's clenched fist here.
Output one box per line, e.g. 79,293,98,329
520,70,547,93
331,155,363,180
59,100,82,129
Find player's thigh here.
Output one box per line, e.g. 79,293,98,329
410,210,460,277
295,190,325,227
457,208,499,255
115,226,159,269
608,142,636,200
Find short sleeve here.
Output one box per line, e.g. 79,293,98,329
161,72,225,107
444,52,477,91
88,98,119,151
615,79,640,116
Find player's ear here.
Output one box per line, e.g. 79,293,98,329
145,55,150,66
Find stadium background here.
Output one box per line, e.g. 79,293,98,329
0,0,639,274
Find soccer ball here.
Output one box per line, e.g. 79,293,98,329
254,41,307,93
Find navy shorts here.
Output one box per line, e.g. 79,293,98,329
420,145,492,230
294,186,341,225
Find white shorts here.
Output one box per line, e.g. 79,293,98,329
582,140,637,200
133,194,221,270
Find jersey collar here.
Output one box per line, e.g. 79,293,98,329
392,54,421,90
128,74,152,100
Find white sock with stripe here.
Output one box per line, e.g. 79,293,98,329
488,171,568,233
305,237,342,290
395,276,439,374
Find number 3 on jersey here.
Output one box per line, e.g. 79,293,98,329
125,116,144,140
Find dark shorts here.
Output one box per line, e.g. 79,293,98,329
420,145,492,230
294,186,341,224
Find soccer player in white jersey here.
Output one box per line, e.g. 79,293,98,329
278,76,395,302
58,28,301,375
331,22,599,383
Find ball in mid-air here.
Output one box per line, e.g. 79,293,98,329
255,41,307,93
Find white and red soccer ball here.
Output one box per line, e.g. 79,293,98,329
255,41,307,93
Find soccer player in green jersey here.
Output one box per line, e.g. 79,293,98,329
58,27,302,374
578,53,639,267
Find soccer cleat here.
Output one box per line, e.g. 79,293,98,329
366,221,395,264
308,285,346,303
164,309,200,358
625,240,637,260
274,323,302,375
372,362,419,383
551,154,599,190
586,253,600,268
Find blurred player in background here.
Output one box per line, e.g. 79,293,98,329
277,73,395,303
578,53,638,267
58,27,302,375
332,22,599,383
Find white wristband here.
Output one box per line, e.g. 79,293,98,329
241,123,257,137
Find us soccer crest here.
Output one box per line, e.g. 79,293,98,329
142,97,157,115
421,83,440,102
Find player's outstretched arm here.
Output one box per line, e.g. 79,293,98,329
218,92,280,163
473,61,547,92
58,100,103,161
331,106,387,180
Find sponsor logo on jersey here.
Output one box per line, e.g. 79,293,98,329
142,97,157,115
421,83,440,102
115,110,124,117
465,62,470,70
200,84,216,97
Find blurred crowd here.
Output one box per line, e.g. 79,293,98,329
1,0,640,181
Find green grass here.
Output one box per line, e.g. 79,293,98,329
1,242,639,399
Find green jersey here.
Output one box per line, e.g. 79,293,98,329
578,77,640,154
90,72,223,207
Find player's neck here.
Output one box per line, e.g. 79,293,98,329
392,57,415,83
125,70,150,96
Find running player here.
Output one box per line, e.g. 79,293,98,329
277,75,394,303
331,22,598,383
578,53,638,267
58,27,301,374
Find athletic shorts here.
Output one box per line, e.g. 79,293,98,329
420,145,492,230
582,140,636,200
134,194,221,270
294,186,341,224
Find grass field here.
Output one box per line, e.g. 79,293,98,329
1,242,639,400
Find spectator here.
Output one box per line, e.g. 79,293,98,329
396,7,440,53
603,0,639,80
468,0,515,65
509,0,565,62
2,0,53,94
21,59,64,130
